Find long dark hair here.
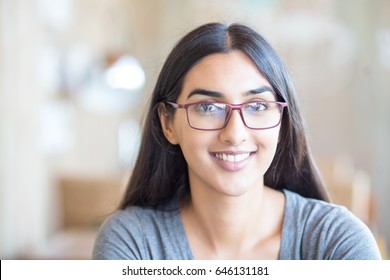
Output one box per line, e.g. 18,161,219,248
120,22,329,209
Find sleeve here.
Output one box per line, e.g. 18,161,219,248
92,209,145,260
309,206,382,260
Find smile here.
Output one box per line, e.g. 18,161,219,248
212,152,252,163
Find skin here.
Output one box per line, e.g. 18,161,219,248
160,50,286,259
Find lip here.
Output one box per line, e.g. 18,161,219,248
210,151,256,172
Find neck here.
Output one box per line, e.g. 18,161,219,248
181,185,283,259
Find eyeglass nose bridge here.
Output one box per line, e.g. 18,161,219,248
223,104,248,129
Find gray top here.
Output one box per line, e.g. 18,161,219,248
93,189,382,260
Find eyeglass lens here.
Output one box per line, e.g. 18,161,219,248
187,102,283,130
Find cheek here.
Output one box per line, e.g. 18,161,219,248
176,130,213,157
173,127,218,172
257,127,280,148
170,112,188,143
255,128,281,164
173,119,203,151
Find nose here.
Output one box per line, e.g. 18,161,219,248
218,109,248,145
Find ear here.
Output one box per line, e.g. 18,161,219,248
158,103,179,145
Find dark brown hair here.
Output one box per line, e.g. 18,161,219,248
120,22,329,209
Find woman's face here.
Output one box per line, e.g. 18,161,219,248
161,51,281,198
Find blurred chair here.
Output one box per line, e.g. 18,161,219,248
59,176,123,229
19,176,123,259
317,155,388,259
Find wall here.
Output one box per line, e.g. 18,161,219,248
0,0,52,256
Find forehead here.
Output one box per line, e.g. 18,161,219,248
180,51,272,99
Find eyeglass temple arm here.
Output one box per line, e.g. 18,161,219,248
165,102,185,109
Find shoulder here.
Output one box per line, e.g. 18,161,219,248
92,206,155,259
283,189,348,224
281,189,381,260
92,204,187,260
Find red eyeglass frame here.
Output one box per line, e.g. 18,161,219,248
165,101,288,131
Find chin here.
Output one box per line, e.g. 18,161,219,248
215,183,261,198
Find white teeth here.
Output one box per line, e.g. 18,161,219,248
215,153,250,162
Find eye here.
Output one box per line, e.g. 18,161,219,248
245,101,270,112
192,103,225,116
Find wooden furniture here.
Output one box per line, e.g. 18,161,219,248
19,176,124,259
318,156,388,259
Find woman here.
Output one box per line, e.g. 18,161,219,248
93,22,381,259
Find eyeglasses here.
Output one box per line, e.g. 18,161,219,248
165,100,287,131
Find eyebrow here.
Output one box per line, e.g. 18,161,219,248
246,86,275,96
187,86,275,100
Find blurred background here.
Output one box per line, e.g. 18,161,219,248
0,0,389,259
